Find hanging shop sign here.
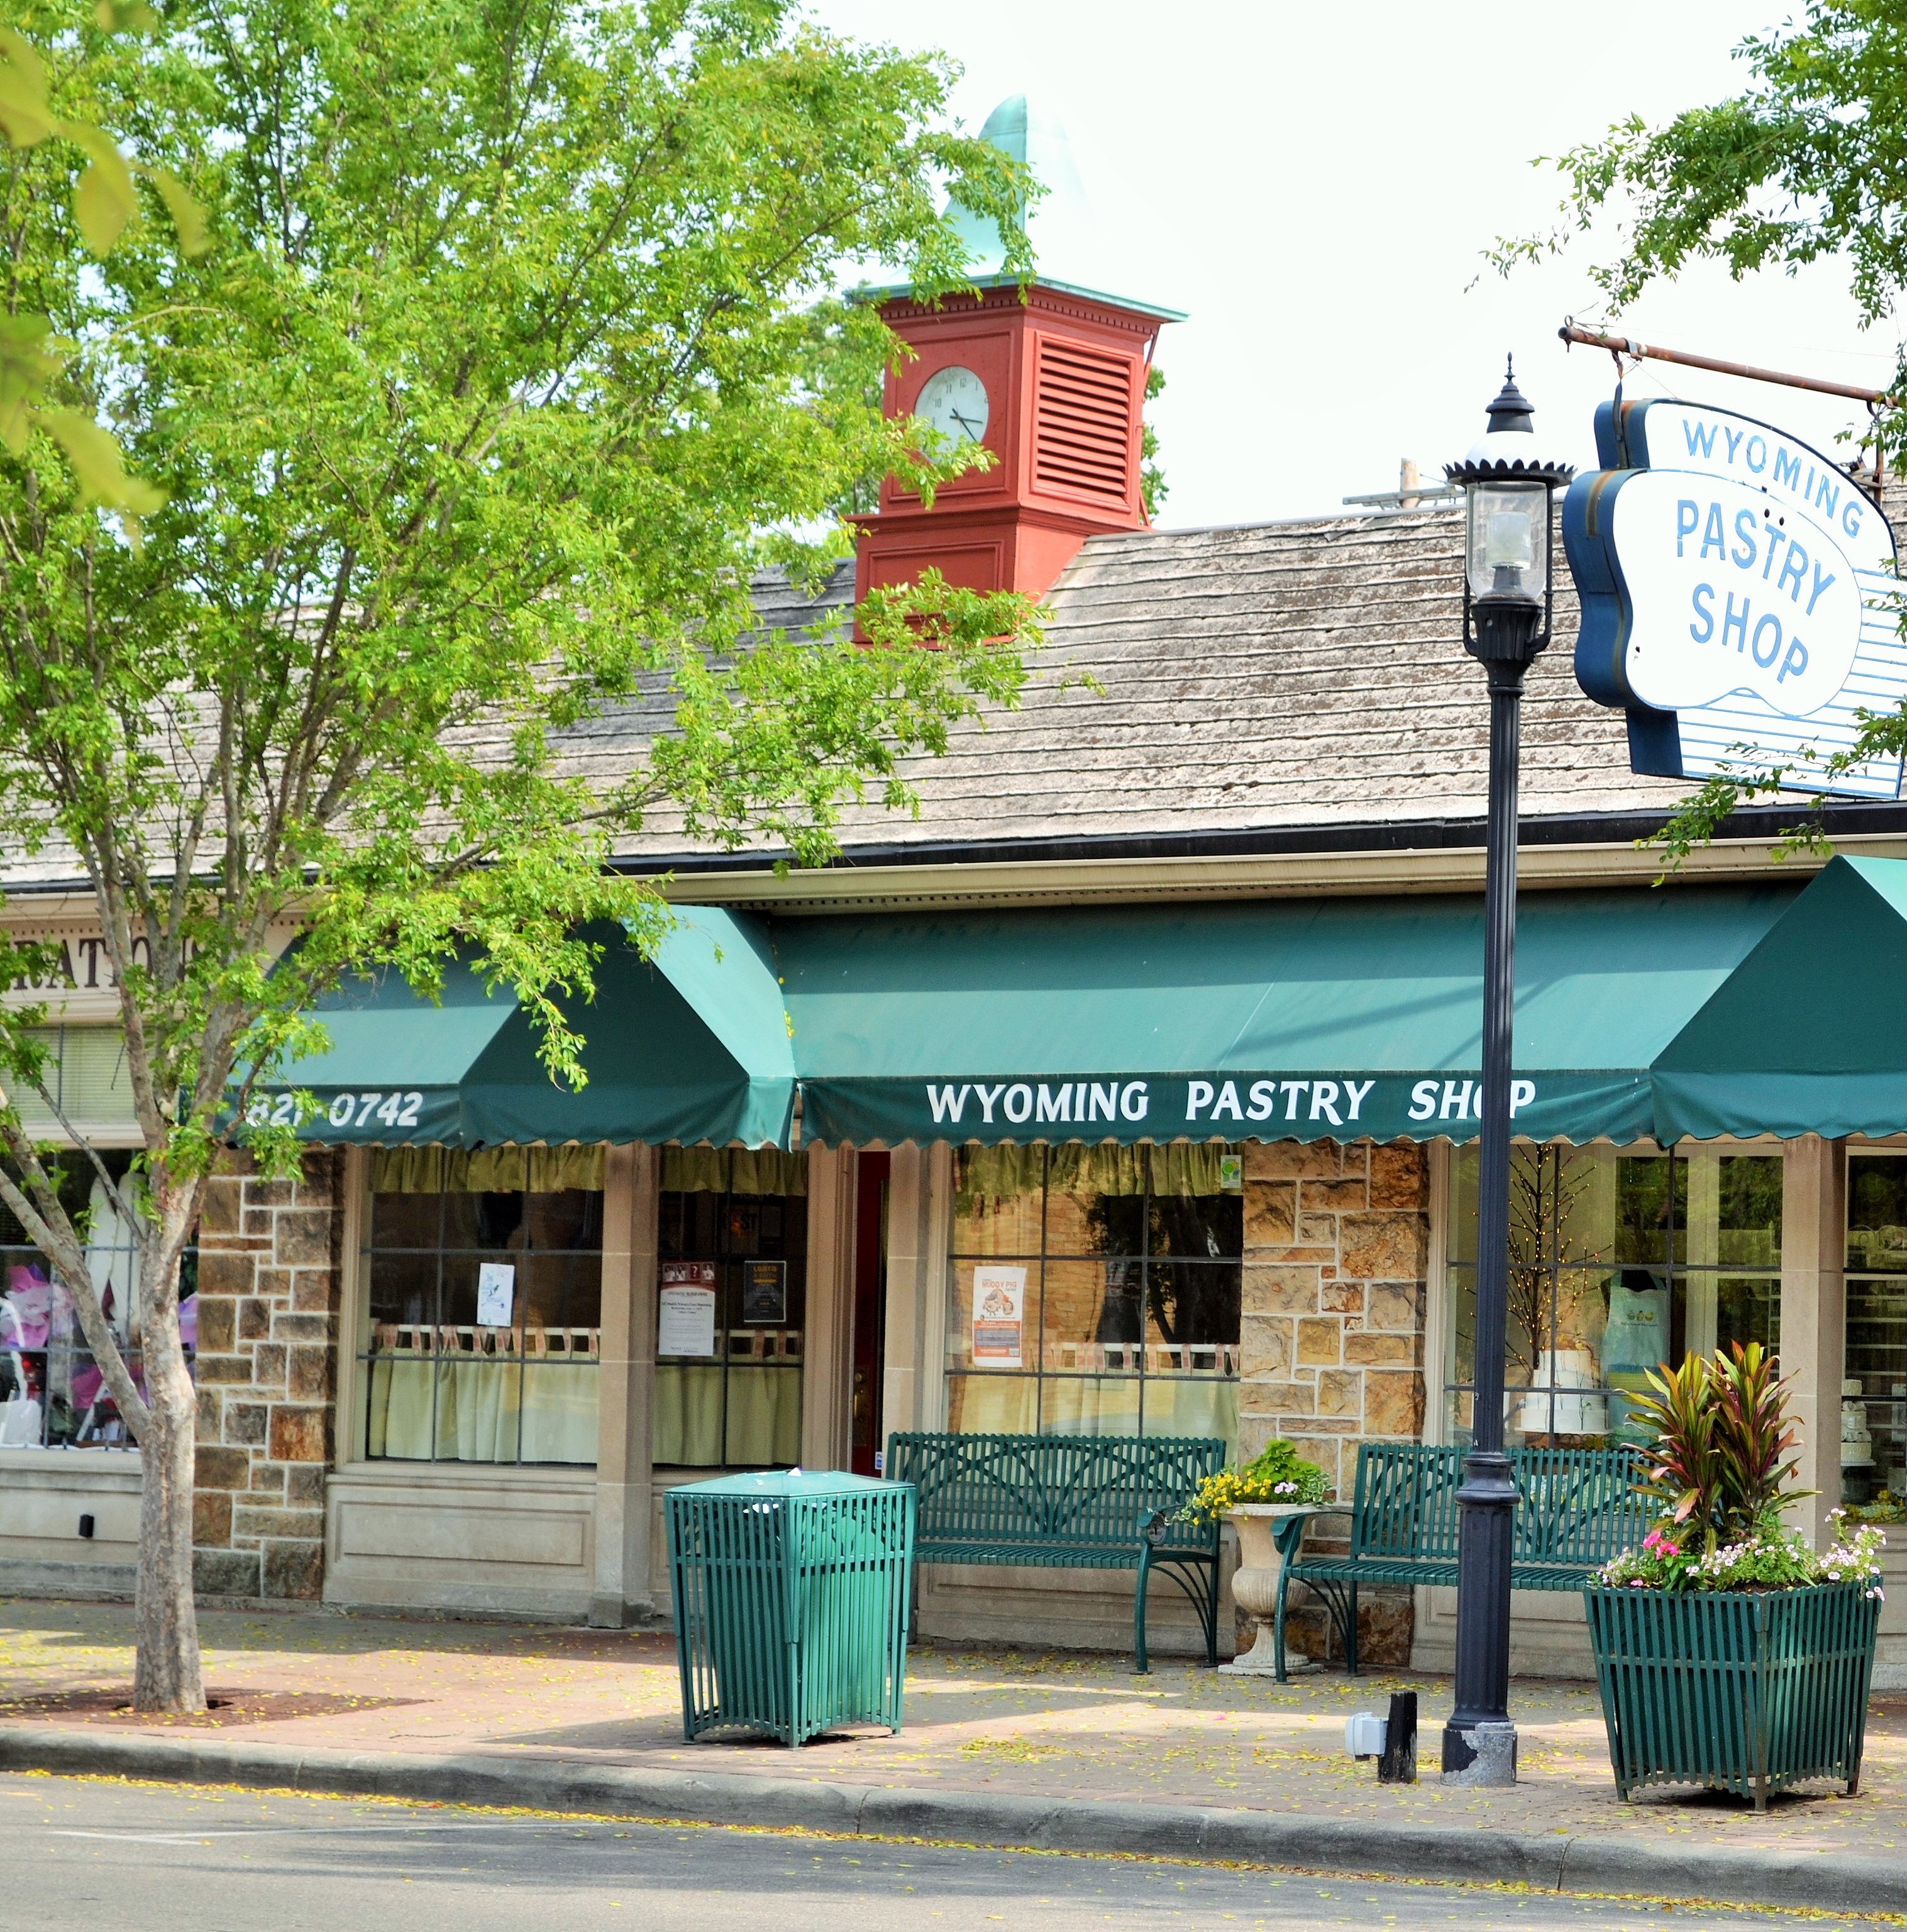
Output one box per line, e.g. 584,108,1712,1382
1562,397,1906,794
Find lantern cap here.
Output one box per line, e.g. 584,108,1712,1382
1445,357,1576,488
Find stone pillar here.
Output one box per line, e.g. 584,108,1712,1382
592,1143,658,1626
191,1149,343,1600
881,1144,926,1444
1237,1138,1429,1663
802,1143,858,1470
1781,1135,1846,1548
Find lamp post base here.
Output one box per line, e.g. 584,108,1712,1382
1440,1719,1518,1786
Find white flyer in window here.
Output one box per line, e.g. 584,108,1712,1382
971,1264,1026,1368
475,1262,516,1328
658,1260,718,1357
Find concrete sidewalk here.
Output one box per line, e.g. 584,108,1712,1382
3,1598,1904,1911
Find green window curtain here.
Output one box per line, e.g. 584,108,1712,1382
658,1146,806,1195
369,1145,607,1193
955,1143,1048,1213
958,1141,1238,1210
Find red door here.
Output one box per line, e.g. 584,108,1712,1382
849,1152,890,1476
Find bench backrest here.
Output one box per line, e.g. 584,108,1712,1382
1350,1441,1650,1567
887,1431,1225,1553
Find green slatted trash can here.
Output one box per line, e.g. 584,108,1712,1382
667,1470,916,1746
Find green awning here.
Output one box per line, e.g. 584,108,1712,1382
780,886,1797,1147
1654,856,1907,1141
250,909,795,1148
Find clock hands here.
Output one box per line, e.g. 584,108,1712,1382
948,409,982,440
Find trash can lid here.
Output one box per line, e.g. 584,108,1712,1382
670,1468,904,1498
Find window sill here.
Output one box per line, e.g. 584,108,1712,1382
653,1463,797,1480
0,1445,143,1475
333,1458,596,1488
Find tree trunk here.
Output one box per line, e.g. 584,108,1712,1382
131,1267,203,1713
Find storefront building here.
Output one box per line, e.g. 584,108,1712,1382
8,101,1907,1680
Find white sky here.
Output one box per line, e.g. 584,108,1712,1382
810,0,1898,528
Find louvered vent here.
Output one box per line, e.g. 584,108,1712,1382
1032,341,1132,503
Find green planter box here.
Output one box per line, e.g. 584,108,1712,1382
667,1470,915,1746
1584,1580,1881,1808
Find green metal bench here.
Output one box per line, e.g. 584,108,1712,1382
885,1431,1227,1672
1274,1441,1650,1680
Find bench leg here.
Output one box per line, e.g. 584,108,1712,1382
1201,1560,1219,1669
1273,1562,1292,1685
1134,1547,1152,1674
1346,1581,1359,1676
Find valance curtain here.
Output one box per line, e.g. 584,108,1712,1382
956,1141,1240,1211
659,1146,807,1196
369,1145,607,1194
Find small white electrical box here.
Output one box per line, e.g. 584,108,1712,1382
1345,1711,1388,1760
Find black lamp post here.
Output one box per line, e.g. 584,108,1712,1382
1440,362,1574,1785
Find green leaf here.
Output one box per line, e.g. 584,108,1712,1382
94,0,162,32
138,165,208,256
0,28,47,95
69,138,140,255
36,406,166,514
0,314,64,452
0,30,54,148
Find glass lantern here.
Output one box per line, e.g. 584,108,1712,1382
1465,479,1549,605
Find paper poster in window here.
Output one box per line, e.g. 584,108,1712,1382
971,1264,1027,1368
658,1260,718,1357
741,1259,787,1326
475,1262,516,1329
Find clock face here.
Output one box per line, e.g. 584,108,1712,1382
915,364,990,447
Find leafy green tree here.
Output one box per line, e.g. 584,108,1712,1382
0,0,1041,1712
0,6,202,512
1494,0,1907,858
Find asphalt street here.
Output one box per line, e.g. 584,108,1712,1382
4,1772,1891,1932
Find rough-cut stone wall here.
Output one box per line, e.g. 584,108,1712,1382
190,1150,343,1599
1238,1138,1430,1665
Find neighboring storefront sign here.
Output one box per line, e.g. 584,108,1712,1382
658,1260,718,1356
971,1264,1026,1367
1562,397,1906,793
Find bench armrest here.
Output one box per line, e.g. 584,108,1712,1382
1137,1507,1217,1553
1279,1504,1352,1562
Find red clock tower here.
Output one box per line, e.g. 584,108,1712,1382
854,97,1184,606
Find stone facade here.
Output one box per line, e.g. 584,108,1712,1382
189,1150,344,1599
1238,1138,1430,1665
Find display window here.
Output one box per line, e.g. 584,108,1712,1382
0,1152,177,1451
1442,1142,1781,1445
946,1143,1242,1451
358,1146,603,1465
655,1146,807,1468
1844,1150,1907,1506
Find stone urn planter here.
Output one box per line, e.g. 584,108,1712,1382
1584,1579,1881,1809
1220,1503,1331,1679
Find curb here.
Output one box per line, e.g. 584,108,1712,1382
3,1726,1903,1914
